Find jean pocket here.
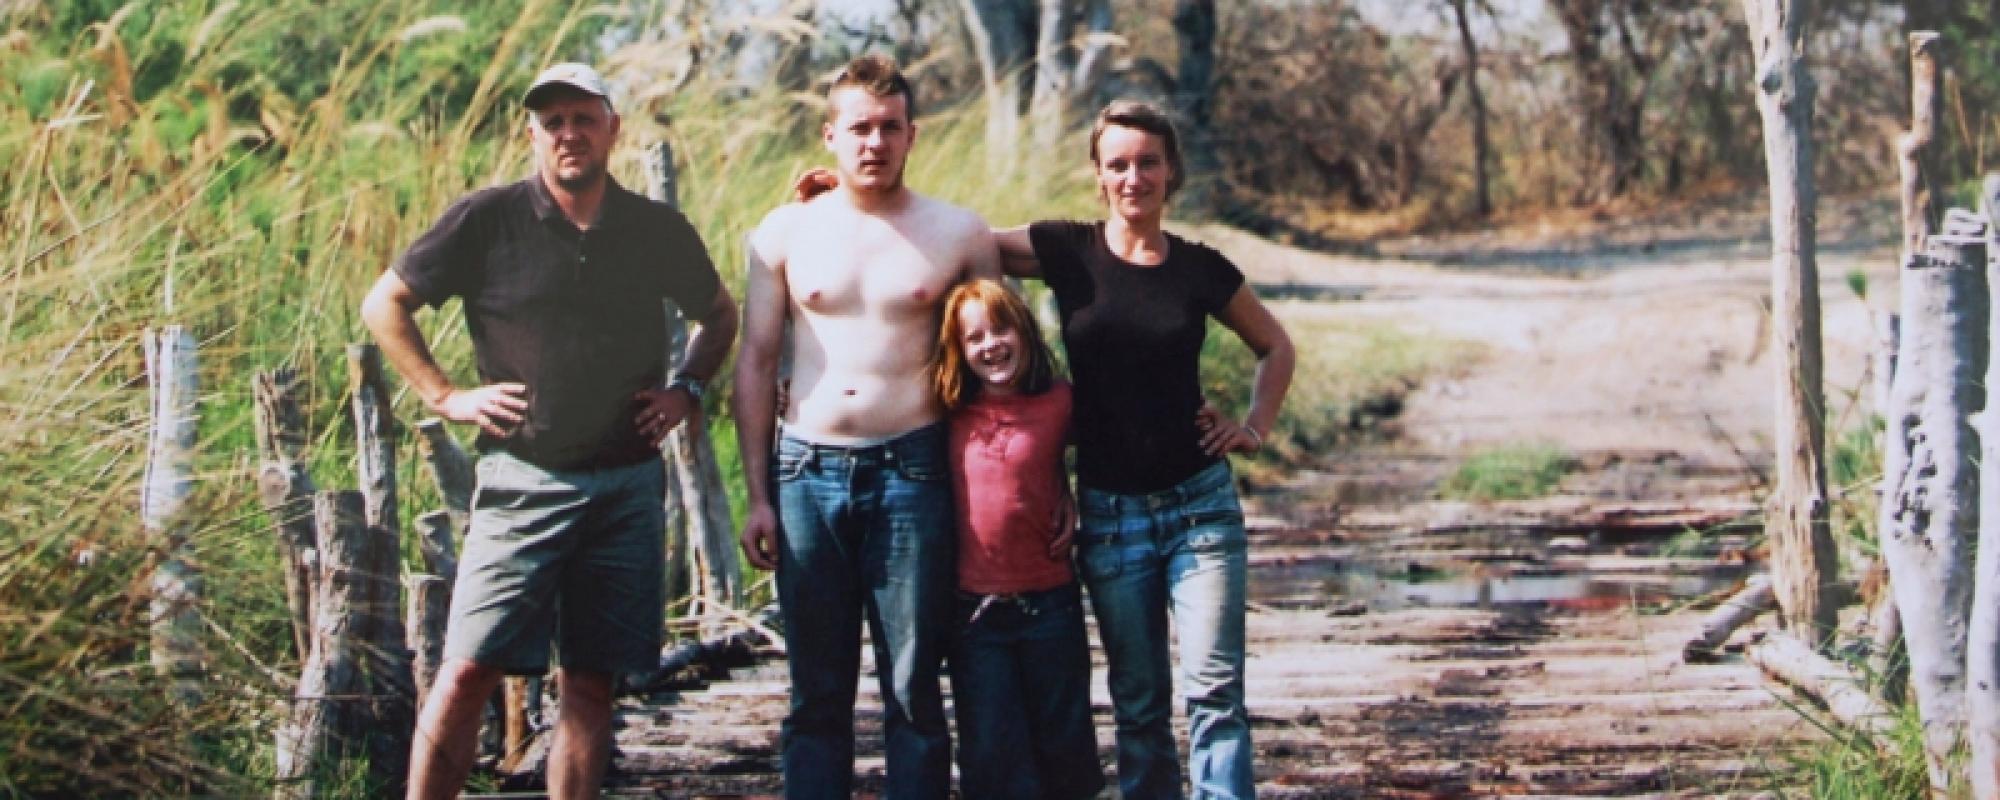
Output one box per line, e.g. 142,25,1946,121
890,447,946,482
1078,542,1125,581
775,450,811,482
1182,508,1244,529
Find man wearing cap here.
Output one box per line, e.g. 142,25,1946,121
361,62,739,799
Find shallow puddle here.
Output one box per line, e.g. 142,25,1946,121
1251,556,1748,612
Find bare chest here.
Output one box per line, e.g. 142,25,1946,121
786,216,966,317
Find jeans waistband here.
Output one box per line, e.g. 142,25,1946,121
1079,459,1233,513
779,420,944,463
958,581,1080,621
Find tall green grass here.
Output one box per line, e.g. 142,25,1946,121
0,2,1101,792
0,1,1442,793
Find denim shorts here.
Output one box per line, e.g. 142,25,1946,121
443,450,666,675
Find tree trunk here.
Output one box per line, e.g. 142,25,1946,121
1743,0,1839,647
1072,0,1114,106
1450,0,1492,217
1971,174,2000,800
960,0,1038,160
255,369,319,663
1173,0,1219,213
1881,229,1985,795
143,326,203,706
1029,0,1075,153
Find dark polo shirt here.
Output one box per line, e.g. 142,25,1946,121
394,175,721,470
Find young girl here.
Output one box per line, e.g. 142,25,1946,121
935,279,1104,800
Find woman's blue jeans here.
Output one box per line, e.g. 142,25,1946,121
773,424,956,799
1078,460,1253,799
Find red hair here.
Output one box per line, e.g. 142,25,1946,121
933,279,1058,409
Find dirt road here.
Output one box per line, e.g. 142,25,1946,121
561,196,1894,797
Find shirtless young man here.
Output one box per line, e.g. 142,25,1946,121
732,55,1000,799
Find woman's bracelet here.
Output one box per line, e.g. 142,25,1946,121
1244,425,1263,450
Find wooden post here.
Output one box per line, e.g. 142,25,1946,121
645,140,741,611
1900,32,1943,263
415,418,473,521
500,677,535,774
416,511,459,583
142,326,203,705
1881,226,1985,794
275,491,369,797
346,344,414,793
1743,0,1839,644
1971,174,2000,800
407,574,449,715
255,369,320,662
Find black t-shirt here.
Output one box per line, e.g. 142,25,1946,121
394,176,721,470
1029,220,1245,494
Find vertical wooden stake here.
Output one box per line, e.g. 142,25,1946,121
407,574,449,715
347,344,414,792
1970,174,2000,800
646,140,741,613
1743,0,1839,643
1882,228,1985,795
275,491,369,798
255,368,319,662
142,326,203,705
415,418,474,522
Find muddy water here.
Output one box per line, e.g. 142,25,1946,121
1250,553,1749,612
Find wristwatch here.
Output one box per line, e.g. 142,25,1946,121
667,373,705,401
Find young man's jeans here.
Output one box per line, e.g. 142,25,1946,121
1078,460,1253,800
773,423,956,799
947,581,1105,800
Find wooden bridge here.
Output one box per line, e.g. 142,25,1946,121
552,473,1821,798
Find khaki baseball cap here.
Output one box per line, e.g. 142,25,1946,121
524,62,612,110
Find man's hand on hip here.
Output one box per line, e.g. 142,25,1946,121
740,505,782,571
633,387,696,445
437,383,528,438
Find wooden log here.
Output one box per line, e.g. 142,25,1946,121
672,409,741,610
1899,32,1943,262
1744,0,1839,645
407,574,449,715
1748,632,1895,742
645,140,740,611
414,417,473,521
1875,311,1902,420
501,676,535,774
255,368,320,662
1881,223,1985,793
1972,174,2000,800
635,604,782,692
1683,574,1775,661
345,344,414,793
142,326,203,704
416,510,459,583
275,491,369,798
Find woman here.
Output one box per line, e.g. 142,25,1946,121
995,100,1295,800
